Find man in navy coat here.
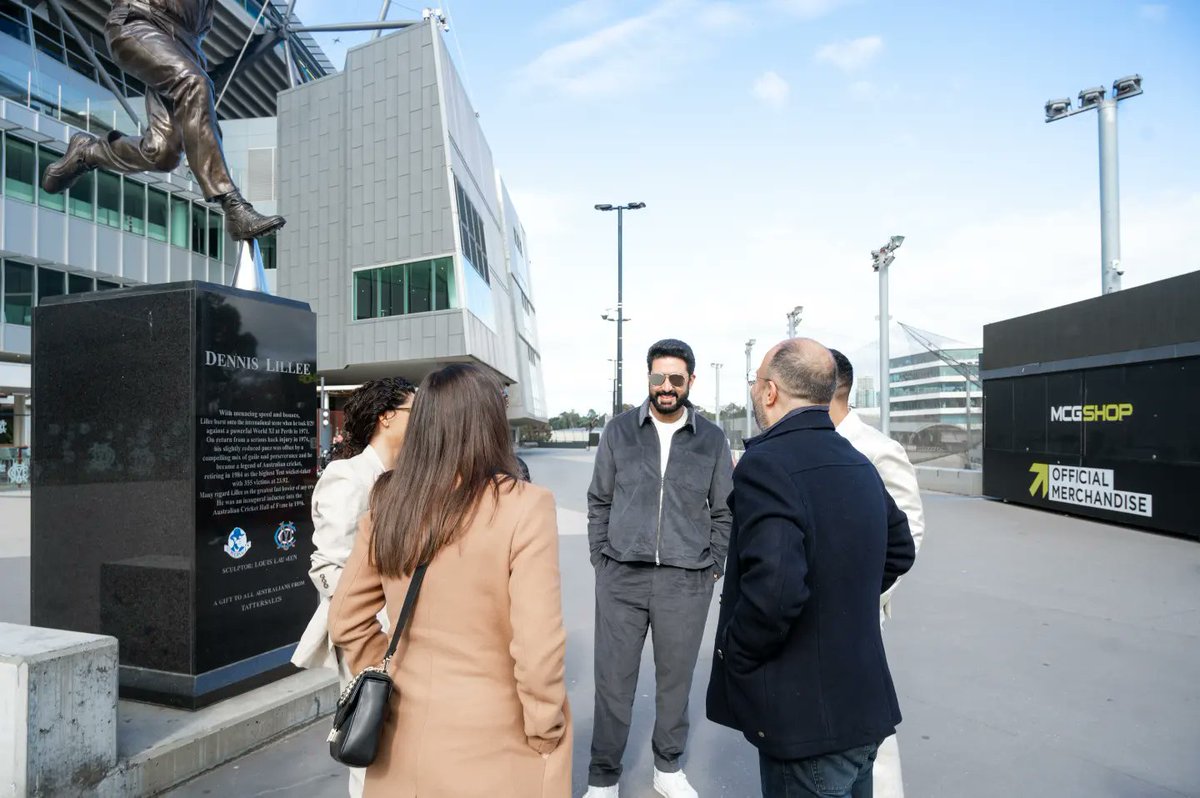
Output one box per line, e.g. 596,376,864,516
707,338,915,798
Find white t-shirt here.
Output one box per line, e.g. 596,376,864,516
650,412,688,478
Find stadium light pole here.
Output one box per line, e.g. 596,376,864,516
595,202,646,417
1044,75,1143,295
744,339,755,439
872,235,904,437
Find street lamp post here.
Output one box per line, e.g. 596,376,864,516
595,201,646,417
711,362,723,426
744,339,755,439
786,306,803,338
872,235,904,438
1044,75,1143,295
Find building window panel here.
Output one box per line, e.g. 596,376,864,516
354,256,456,321
354,268,376,321
434,257,454,309
96,171,122,228
454,176,489,284
259,234,277,270
3,261,33,326
147,187,168,241
37,267,64,302
191,204,206,255
36,146,65,211
96,279,121,291
123,179,146,235
408,259,432,314
0,0,30,44
5,136,36,203
69,169,95,220
170,195,190,248
68,274,94,294
207,212,223,261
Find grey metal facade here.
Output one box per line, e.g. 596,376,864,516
276,22,547,421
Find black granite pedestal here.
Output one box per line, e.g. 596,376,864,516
31,281,319,708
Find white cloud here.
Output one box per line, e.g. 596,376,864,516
753,71,790,108
814,35,884,73
515,0,744,98
1139,4,1168,21
773,0,858,19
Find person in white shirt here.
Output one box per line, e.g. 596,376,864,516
291,376,415,798
827,350,924,798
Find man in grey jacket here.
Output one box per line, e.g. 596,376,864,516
586,339,734,798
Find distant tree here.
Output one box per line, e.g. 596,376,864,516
516,420,551,443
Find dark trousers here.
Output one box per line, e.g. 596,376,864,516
95,5,236,200
588,558,714,787
759,744,879,798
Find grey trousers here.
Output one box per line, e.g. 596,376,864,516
589,558,715,787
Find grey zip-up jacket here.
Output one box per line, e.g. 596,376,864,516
588,400,734,573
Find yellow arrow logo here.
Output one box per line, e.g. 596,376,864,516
1029,463,1048,497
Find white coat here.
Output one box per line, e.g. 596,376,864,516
835,409,926,620
291,444,387,672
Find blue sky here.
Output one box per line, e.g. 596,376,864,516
302,0,1200,415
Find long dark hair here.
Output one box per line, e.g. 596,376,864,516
331,377,417,460
369,364,521,577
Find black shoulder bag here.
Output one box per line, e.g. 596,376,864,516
327,563,428,767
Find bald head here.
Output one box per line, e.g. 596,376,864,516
765,338,838,405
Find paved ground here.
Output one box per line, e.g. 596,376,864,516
7,450,1199,797
0,491,30,625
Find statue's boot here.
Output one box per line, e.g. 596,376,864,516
42,132,99,195
219,190,286,240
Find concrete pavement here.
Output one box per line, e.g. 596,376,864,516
166,447,1200,798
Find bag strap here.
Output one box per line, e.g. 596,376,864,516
382,562,427,668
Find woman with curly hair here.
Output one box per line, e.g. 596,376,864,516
293,376,416,798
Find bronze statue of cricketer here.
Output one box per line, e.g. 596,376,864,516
42,0,284,241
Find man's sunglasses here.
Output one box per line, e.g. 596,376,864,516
649,372,688,388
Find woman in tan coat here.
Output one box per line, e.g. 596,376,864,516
329,364,572,798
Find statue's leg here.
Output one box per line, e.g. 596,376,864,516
102,17,234,200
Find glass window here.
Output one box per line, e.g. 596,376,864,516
354,268,376,321
207,212,223,261
36,146,65,211
69,169,95,220
191,204,206,254
2,261,33,326
4,136,36,203
353,257,457,320
170,196,190,248
434,257,454,309
147,188,168,241
37,267,64,302
0,1,30,44
96,279,121,291
96,171,121,228
259,234,277,270
379,264,404,317
454,177,489,284
68,274,94,294
408,259,432,314
123,179,145,235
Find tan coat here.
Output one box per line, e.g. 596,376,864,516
329,481,572,798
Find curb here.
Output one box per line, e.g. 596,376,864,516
98,669,337,796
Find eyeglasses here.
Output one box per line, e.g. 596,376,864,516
649,372,688,388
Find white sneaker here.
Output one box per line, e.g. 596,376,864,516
582,786,619,798
653,768,698,798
